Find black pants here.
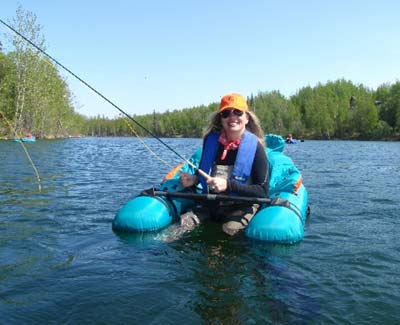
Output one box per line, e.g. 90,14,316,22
180,203,259,236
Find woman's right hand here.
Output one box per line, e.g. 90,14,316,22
179,172,198,188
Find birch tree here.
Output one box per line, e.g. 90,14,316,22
9,5,46,133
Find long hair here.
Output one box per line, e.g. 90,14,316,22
203,111,265,146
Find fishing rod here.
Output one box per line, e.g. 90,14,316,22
149,190,272,205
0,18,209,178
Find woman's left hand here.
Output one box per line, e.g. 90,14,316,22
180,172,198,188
207,177,227,193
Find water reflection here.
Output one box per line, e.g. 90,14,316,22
1,138,399,323
164,224,321,323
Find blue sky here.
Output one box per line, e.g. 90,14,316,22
2,1,400,118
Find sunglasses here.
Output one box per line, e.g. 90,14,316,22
219,109,244,119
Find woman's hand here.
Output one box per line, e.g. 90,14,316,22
207,177,227,193
179,172,198,188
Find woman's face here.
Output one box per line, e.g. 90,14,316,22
220,109,249,137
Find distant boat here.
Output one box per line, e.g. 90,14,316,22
14,136,36,143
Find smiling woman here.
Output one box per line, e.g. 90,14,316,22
113,94,293,239
113,93,307,243
177,93,269,236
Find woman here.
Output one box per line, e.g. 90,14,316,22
179,93,269,236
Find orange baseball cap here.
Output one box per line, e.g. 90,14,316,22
219,93,249,113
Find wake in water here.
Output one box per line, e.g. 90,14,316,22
155,224,190,243
155,216,201,242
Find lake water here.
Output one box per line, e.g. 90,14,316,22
1,137,399,324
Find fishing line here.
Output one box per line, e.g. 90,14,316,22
0,18,201,173
120,115,175,169
0,111,42,192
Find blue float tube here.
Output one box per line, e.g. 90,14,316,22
14,136,36,143
112,179,194,232
245,134,308,243
112,150,201,232
113,134,309,243
245,184,308,243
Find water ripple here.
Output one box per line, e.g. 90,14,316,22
1,138,400,323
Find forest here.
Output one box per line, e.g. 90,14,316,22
1,7,399,141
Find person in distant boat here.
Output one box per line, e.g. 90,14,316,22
179,93,269,236
286,133,293,144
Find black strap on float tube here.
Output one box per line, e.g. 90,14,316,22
269,197,305,225
142,188,306,222
154,189,305,223
0,18,189,165
140,188,179,218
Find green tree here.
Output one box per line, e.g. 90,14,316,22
2,5,76,138
0,51,16,124
385,82,400,131
375,83,391,126
8,6,47,133
348,93,379,138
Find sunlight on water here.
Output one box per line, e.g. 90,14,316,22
1,138,400,323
